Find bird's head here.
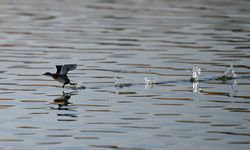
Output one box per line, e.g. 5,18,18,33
43,72,53,76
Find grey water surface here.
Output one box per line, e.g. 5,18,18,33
0,0,250,150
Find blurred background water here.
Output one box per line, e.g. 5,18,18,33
0,0,250,150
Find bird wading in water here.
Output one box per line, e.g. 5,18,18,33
43,64,77,88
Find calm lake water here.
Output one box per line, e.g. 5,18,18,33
0,0,250,150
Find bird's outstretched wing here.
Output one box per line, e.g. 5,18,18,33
56,65,63,74
59,64,77,75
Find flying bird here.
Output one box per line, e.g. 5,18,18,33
43,64,77,88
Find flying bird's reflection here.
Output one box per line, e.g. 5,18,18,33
51,91,77,110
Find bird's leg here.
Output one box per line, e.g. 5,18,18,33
62,83,66,88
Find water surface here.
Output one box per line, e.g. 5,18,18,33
0,0,250,150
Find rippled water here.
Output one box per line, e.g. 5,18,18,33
0,0,250,150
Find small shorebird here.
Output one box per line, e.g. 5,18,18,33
43,64,77,88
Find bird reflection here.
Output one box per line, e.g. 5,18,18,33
51,91,77,110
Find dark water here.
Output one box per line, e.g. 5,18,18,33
0,0,250,150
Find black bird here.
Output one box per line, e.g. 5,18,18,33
43,64,77,88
